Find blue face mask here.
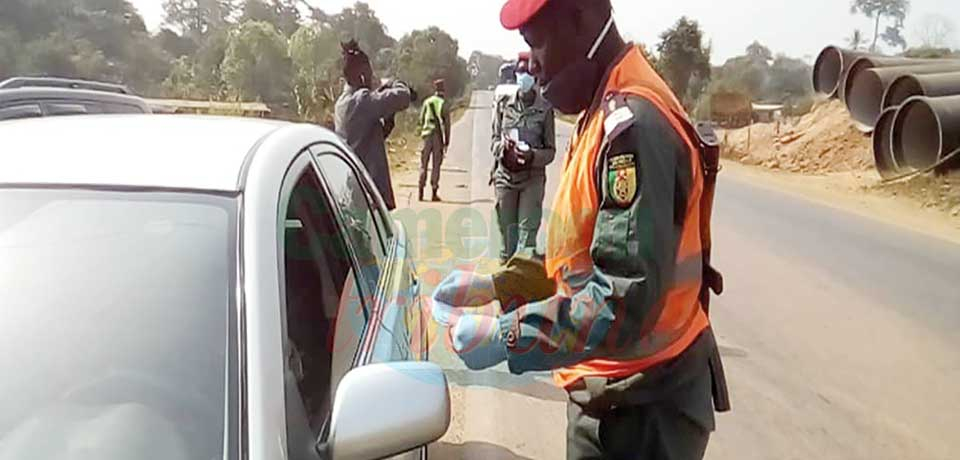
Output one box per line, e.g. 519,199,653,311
517,71,536,94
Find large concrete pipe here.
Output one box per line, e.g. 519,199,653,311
841,57,943,105
845,63,960,133
812,46,872,99
883,71,960,110
872,107,901,179
891,95,960,173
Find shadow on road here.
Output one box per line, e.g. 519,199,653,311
444,369,568,402
430,442,536,460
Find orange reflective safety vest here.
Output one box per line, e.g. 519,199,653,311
546,47,711,389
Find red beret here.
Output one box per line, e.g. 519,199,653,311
500,0,550,30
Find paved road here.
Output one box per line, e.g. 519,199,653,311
395,91,960,459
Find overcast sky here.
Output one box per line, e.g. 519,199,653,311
131,0,959,64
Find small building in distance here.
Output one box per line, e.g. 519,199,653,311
752,102,785,123
146,99,271,118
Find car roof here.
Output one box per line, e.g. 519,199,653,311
0,87,150,110
0,115,288,192
0,77,133,94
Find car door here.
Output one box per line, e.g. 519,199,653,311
276,152,373,460
312,144,427,364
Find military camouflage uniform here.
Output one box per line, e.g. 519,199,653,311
491,91,556,262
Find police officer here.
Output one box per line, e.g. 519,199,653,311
334,40,413,211
432,0,730,458
419,79,452,202
491,57,556,263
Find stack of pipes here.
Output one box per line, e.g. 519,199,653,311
812,45,960,179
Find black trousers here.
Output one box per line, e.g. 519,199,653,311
565,334,718,460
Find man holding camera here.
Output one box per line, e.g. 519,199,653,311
334,40,415,211
490,57,557,263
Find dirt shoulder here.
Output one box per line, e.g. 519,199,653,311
722,161,960,245
719,98,960,244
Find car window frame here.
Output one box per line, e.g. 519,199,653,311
276,150,377,453
309,144,397,308
278,150,376,318
310,143,395,251
309,143,416,368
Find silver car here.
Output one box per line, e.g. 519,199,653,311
0,115,450,460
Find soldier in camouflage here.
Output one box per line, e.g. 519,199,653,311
490,58,557,263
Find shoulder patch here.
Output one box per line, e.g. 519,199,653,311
603,93,635,143
607,152,638,207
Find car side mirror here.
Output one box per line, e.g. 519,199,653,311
322,362,450,460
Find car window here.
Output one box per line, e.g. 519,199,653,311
44,102,90,116
101,102,146,114
0,104,42,120
0,189,236,460
279,160,369,453
314,152,388,298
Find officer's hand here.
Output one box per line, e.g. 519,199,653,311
451,314,508,370
433,270,496,307
502,138,517,156
516,143,533,166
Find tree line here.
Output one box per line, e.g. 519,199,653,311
639,17,813,121
648,3,957,122
0,0,470,124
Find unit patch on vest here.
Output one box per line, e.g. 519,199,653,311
607,153,638,207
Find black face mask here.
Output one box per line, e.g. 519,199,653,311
540,14,615,115
541,60,603,114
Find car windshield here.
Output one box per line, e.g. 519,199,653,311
0,189,237,460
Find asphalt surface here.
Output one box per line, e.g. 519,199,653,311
394,91,960,459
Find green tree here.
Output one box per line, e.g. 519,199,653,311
162,56,201,98
902,46,955,58
881,25,908,51
850,0,910,52
847,29,867,50
163,0,236,38
157,27,199,58
241,0,279,27
221,20,292,103
468,51,505,89
0,27,24,80
24,32,78,78
393,27,469,99
192,28,231,98
0,0,74,41
274,0,301,37
768,55,812,99
656,16,712,107
329,2,395,61
713,55,767,98
289,24,341,121
240,0,300,36
746,41,773,64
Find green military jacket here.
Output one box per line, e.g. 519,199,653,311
493,95,700,372
490,91,557,188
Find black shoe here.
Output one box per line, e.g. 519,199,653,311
418,188,424,202
432,189,441,202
